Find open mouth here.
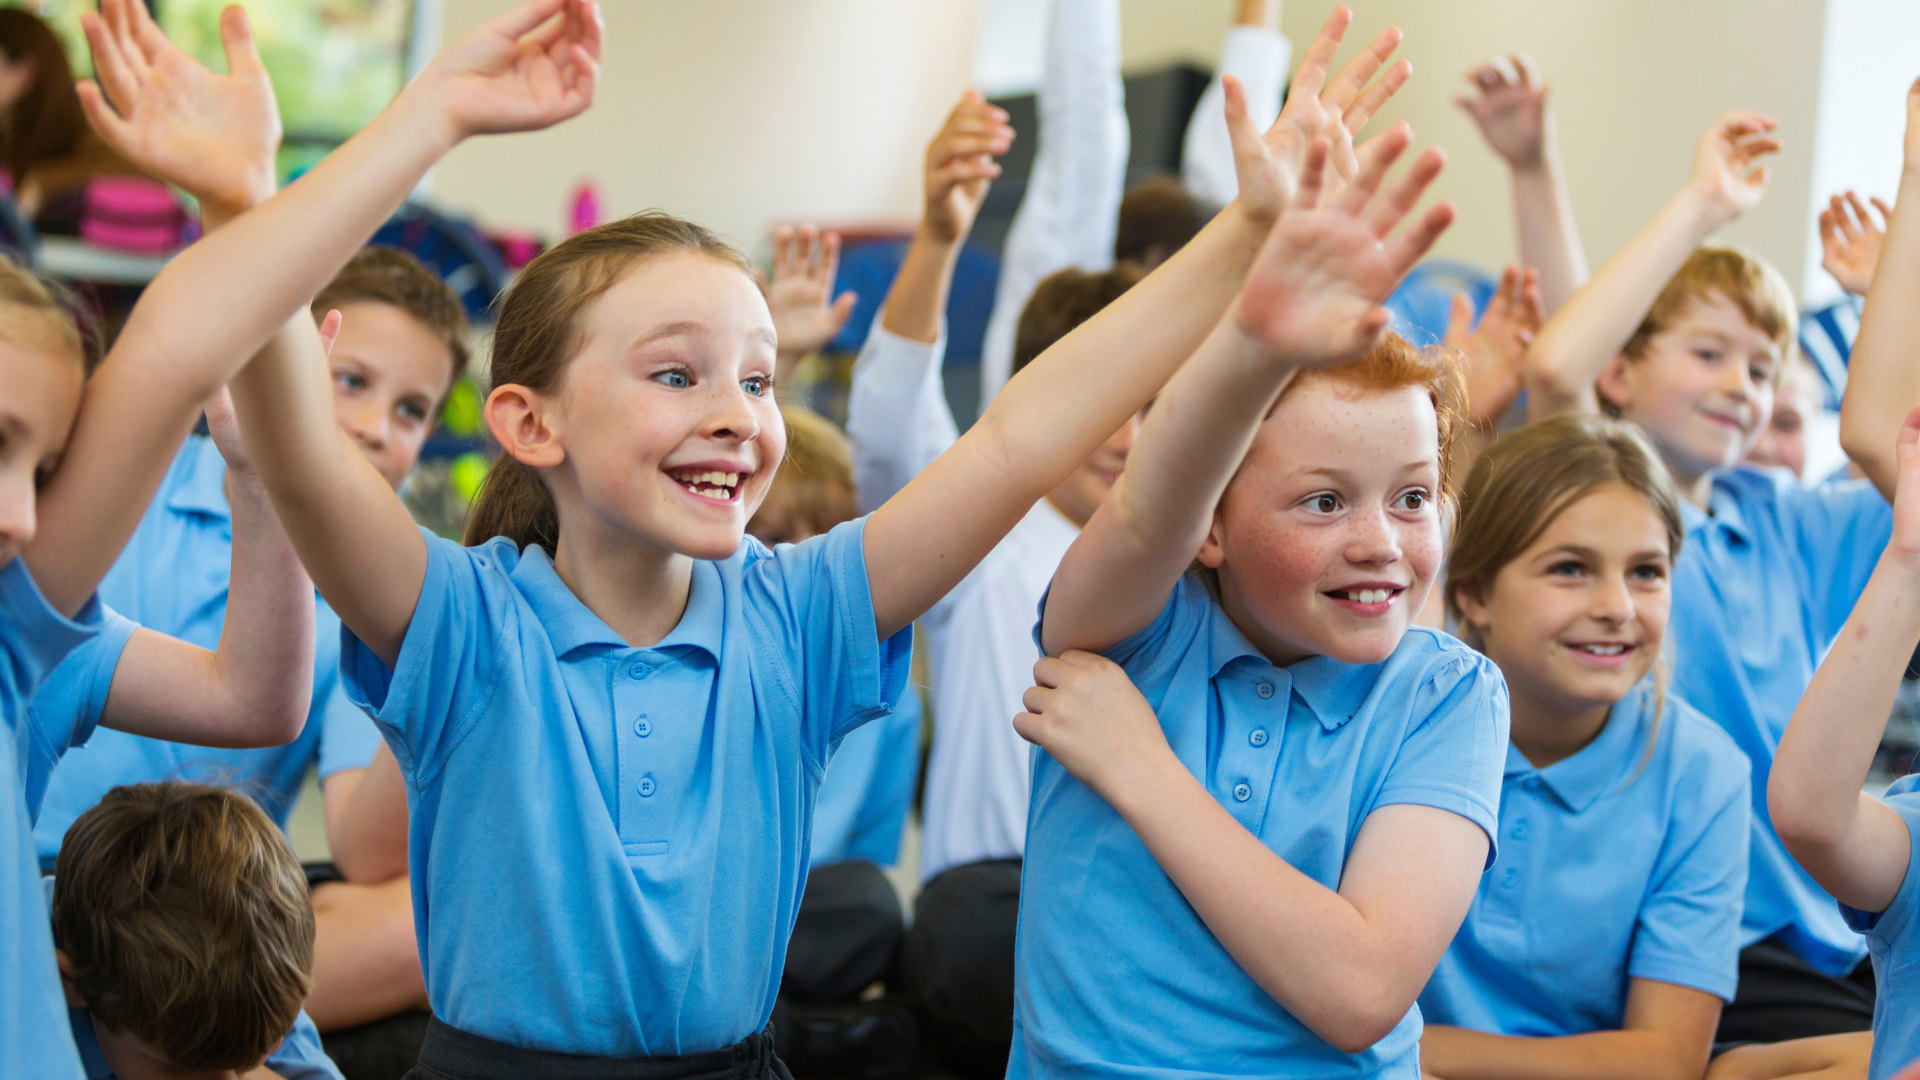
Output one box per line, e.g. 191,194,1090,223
667,467,744,504
1325,586,1405,613
1566,641,1637,666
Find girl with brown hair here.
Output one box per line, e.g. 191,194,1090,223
1416,414,1754,1080
0,7,138,218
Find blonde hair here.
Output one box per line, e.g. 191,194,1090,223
746,406,856,545
0,256,98,374
1605,244,1798,416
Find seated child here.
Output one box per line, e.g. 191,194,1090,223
1419,414,1750,1080
1013,127,1496,1077
51,782,341,1080
1524,109,1910,1039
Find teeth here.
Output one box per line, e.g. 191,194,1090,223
672,470,741,490
1576,644,1627,656
1345,589,1392,604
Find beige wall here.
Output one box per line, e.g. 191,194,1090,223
432,0,1899,299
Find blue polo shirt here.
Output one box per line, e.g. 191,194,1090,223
340,520,911,1056
1010,575,1509,1079
30,436,382,866
0,557,100,1080
15,608,137,823
1420,684,1750,1036
1841,775,1920,1080
810,685,921,867
1670,466,1891,972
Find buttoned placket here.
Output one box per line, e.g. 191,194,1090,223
1217,664,1287,833
1483,775,1544,928
615,652,670,857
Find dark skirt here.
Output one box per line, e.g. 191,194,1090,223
404,1017,794,1080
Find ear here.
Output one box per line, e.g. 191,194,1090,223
1452,577,1493,638
55,950,87,1009
485,383,566,469
1196,511,1228,570
1594,352,1636,414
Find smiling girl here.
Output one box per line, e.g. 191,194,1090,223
1416,414,1751,1080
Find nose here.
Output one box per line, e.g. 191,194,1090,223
1720,357,1757,403
704,382,763,444
1344,503,1401,567
342,397,388,452
1589,571,1635,627
0,472,38,558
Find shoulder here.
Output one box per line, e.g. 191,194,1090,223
1657,694,1752,803
1721,466,1887,525
1394,627,1505,693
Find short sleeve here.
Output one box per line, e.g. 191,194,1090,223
1035,572,1197,689
1372,651,1510,866
265,1010,346,1080
1780,477,1894,638
1628,748,1751,1000
338,529,509,784
0,557,104,725
21,608,137,819
742,518,912,761
1841,783,1920,946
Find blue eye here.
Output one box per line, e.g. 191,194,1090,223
334,371,367,392
1631,563,1667,582
655,370,692,389
742,375,770,396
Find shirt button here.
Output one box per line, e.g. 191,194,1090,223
628,661,651,679
1254,681,1275,700
633,718,652,738
1249,729,1269,747
1511,820,1529,840
1232,782,1252,802
637,775,656,797
1501,868,1519,888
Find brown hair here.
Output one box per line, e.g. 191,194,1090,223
1012,263,1145,377
313,245,471,391
1114,176,1214,268
464,212,755,551
747,406,855,546
0,9,85,191
1445,415,1684,768
51,783,314,1071
1607,245,1798,413
0,254,99,374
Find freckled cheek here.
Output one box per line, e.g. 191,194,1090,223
1223,515,1336,612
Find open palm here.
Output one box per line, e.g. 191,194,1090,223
1455,54,1548,168
1820,191,1889,297
1690,112,1780,218
77,0,279,212
766,225,856,356
1236,132,1453,367
423,0,603,140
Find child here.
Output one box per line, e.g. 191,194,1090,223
50,782,341,1080
1417,415,1751,1079
221,10,1382,1076
1014,126,1493,1080
1523,109,1910,1039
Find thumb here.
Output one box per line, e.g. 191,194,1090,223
1444,291,1474,347
1898,403,1920,468
1223,75,1262,150
318,309,344,357
219,5,265,79
829,291,857,329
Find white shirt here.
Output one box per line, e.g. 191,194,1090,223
850,324,1076,879
1182,25,1293,208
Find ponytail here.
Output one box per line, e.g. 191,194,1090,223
462,455,558,551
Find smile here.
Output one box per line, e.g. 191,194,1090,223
1325,586,1405,614
667,467,744,503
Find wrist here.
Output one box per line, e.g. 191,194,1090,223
1673,184,1736,234
391,77,464,159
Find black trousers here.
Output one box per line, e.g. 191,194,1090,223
405,1018,792,1080
902,858,1021,1080
1716,934,1876,1043
780,859,905,1002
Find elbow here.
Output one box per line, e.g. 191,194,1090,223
1316,1009,1406,1057
1767,777,1838,859
1289,975,1414,1056
233,700,308,749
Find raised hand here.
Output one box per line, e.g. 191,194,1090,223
1445,264,1543,425
1454,53,1549,169
76,0,280,216
1235,130,1454,367
414,0,601,142
765,225,856,358
1013,651,1174,801
1819,191,1890,296
1688,111,1780,219
1891,404,1920,575
924,90,1013,244
1228,5,1411,224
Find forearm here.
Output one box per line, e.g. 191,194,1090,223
1423,1026,1704,1080
879,230,961,345
327,748,410,882
1525,187,1727,422
1770,554,1920,907
1510,152,1588,313
1839,165,1920,498
1042,314,1297,654
848,322,956,513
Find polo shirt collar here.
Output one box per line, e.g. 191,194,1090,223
510,544,724,661
164,435,231,522
1679,476,1750,548
1206,597,1376,731
1504,681,1653,813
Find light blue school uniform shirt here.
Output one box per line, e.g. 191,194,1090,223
1841,775,1920,1080
0,558,100,1080
810,685,921,867
341,520,911,1056
30,435,382,866
43,878,345,1080
15,608,137,823
1419,684,1751,1036
1670,466,1891,972
1009,575,1510,1080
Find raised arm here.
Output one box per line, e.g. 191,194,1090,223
1819,191,1890,298
847,92,1011,510
1042,131,1452,656
866,7,1414,640
1769,404,1920,913
97,391,313,748
1455,54,1587,313
24,0,600,620
765,225,856,395
1839,80,1920,499
1524,113,1777,423
1181,0,1291,207
977,0,1128,403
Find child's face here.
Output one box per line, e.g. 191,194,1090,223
327,302,456,490
1048,412,1139,527
1199,378,1443,667
1457,484,1671,721
1597,293,1780,482
1746,359,1819,478
546,252,783,561
0,338,83,569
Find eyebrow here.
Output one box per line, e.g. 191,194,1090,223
1535,543,1670,563
1300,460,1436,482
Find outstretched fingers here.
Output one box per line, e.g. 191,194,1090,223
1336,121,1412,215
1386,200,1455,276
1322,24,1402,115
1286,5,1353,105
1344,57,1410,134
80,8,141,115
217,4,265,81
1294,137,1333,211
1365,145,1445,236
